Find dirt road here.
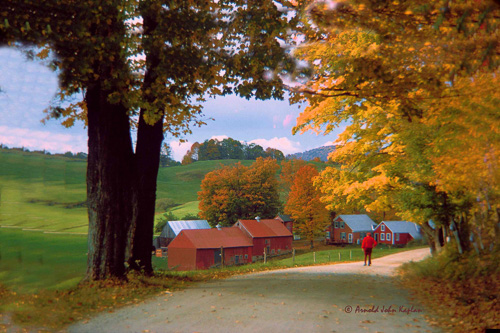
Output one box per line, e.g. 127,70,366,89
69,248,441,333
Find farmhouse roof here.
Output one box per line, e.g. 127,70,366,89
235,219,293,238
160,220,211,239
275,214,292,222
168,227,253,249
336,215,377,232
379,221,422,239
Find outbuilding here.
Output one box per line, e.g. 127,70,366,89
235,217,293,261
167,227,253,271
325,214,377,245
373,221,422,245
154,219,211,250
274,214,294,234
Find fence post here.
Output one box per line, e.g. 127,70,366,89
328,253,330,262
221,246,224,269
313,252,316,263
264,251,267,264
292,248,295,263
350,250,352,260
339,252,341,261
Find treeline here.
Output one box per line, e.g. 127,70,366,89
0,144,88,160
182,137,284,164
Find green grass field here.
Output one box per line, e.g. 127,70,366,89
0,149,255,233
0,148,338,292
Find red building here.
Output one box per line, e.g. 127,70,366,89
167,227,253,270
235,217,293,261
325,215,376,245
373,221,422,245
274,214,294,234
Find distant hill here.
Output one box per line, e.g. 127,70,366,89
287,145,335,161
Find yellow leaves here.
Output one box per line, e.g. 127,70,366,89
36,48,50,60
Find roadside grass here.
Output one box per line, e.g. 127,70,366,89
398,246,500,333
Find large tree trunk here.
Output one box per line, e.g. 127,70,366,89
86,83,136,280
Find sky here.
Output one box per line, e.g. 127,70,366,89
0,47,344,161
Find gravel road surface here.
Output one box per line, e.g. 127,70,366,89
69,248,441,333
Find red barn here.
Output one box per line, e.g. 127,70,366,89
373,221,422,245
167,227,253,271
235,217,293,261
274,214,294,234
325,215,376,245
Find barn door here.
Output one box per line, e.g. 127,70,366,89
214,249,221,266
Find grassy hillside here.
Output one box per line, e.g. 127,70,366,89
0,149,256,233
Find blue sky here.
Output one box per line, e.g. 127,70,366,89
0,47,343,161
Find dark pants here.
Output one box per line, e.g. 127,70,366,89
363,248,372,265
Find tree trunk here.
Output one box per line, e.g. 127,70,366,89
420,221,439,255
86,83,136,280
127,113,164,274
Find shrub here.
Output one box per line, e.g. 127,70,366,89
155,198,178,212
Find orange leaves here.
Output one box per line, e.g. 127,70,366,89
199,158,281,227
285,165,329,241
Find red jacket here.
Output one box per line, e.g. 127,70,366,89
362,236,377,249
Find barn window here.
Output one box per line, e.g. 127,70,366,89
381,233,385,241
265,239,270,244
271,249,275,254
340,232,346,240
395,233,400,241
334,221,339,228
340,222,345,229
326,231,331,239
381,225,385,232
245,254,248,259
348,233,353,243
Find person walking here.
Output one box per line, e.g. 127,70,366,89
361,232,377,266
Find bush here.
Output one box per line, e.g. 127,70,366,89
181,213,200,220
155,198,178,212
154,211,178,233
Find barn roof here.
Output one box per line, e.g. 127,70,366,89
235,219,293,238
160,220,210,239
275,214,292,222
168,227,253,249
336,215,377,232
379,221,422,239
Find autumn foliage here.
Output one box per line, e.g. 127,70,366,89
285,165,330,248
292,0,500,253
198,158,281,227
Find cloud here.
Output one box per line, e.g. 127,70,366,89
249,137,301,155
169,140,193,161
323,141,337,147
0,126,87,153
282,114,295,128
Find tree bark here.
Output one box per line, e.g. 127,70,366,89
86,82,136,280
127,113,164,274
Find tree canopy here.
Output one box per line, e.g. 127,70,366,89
1,0,306,278
284,164,330,248
292,0,500,253
198,158,282,227
182,137,285,163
